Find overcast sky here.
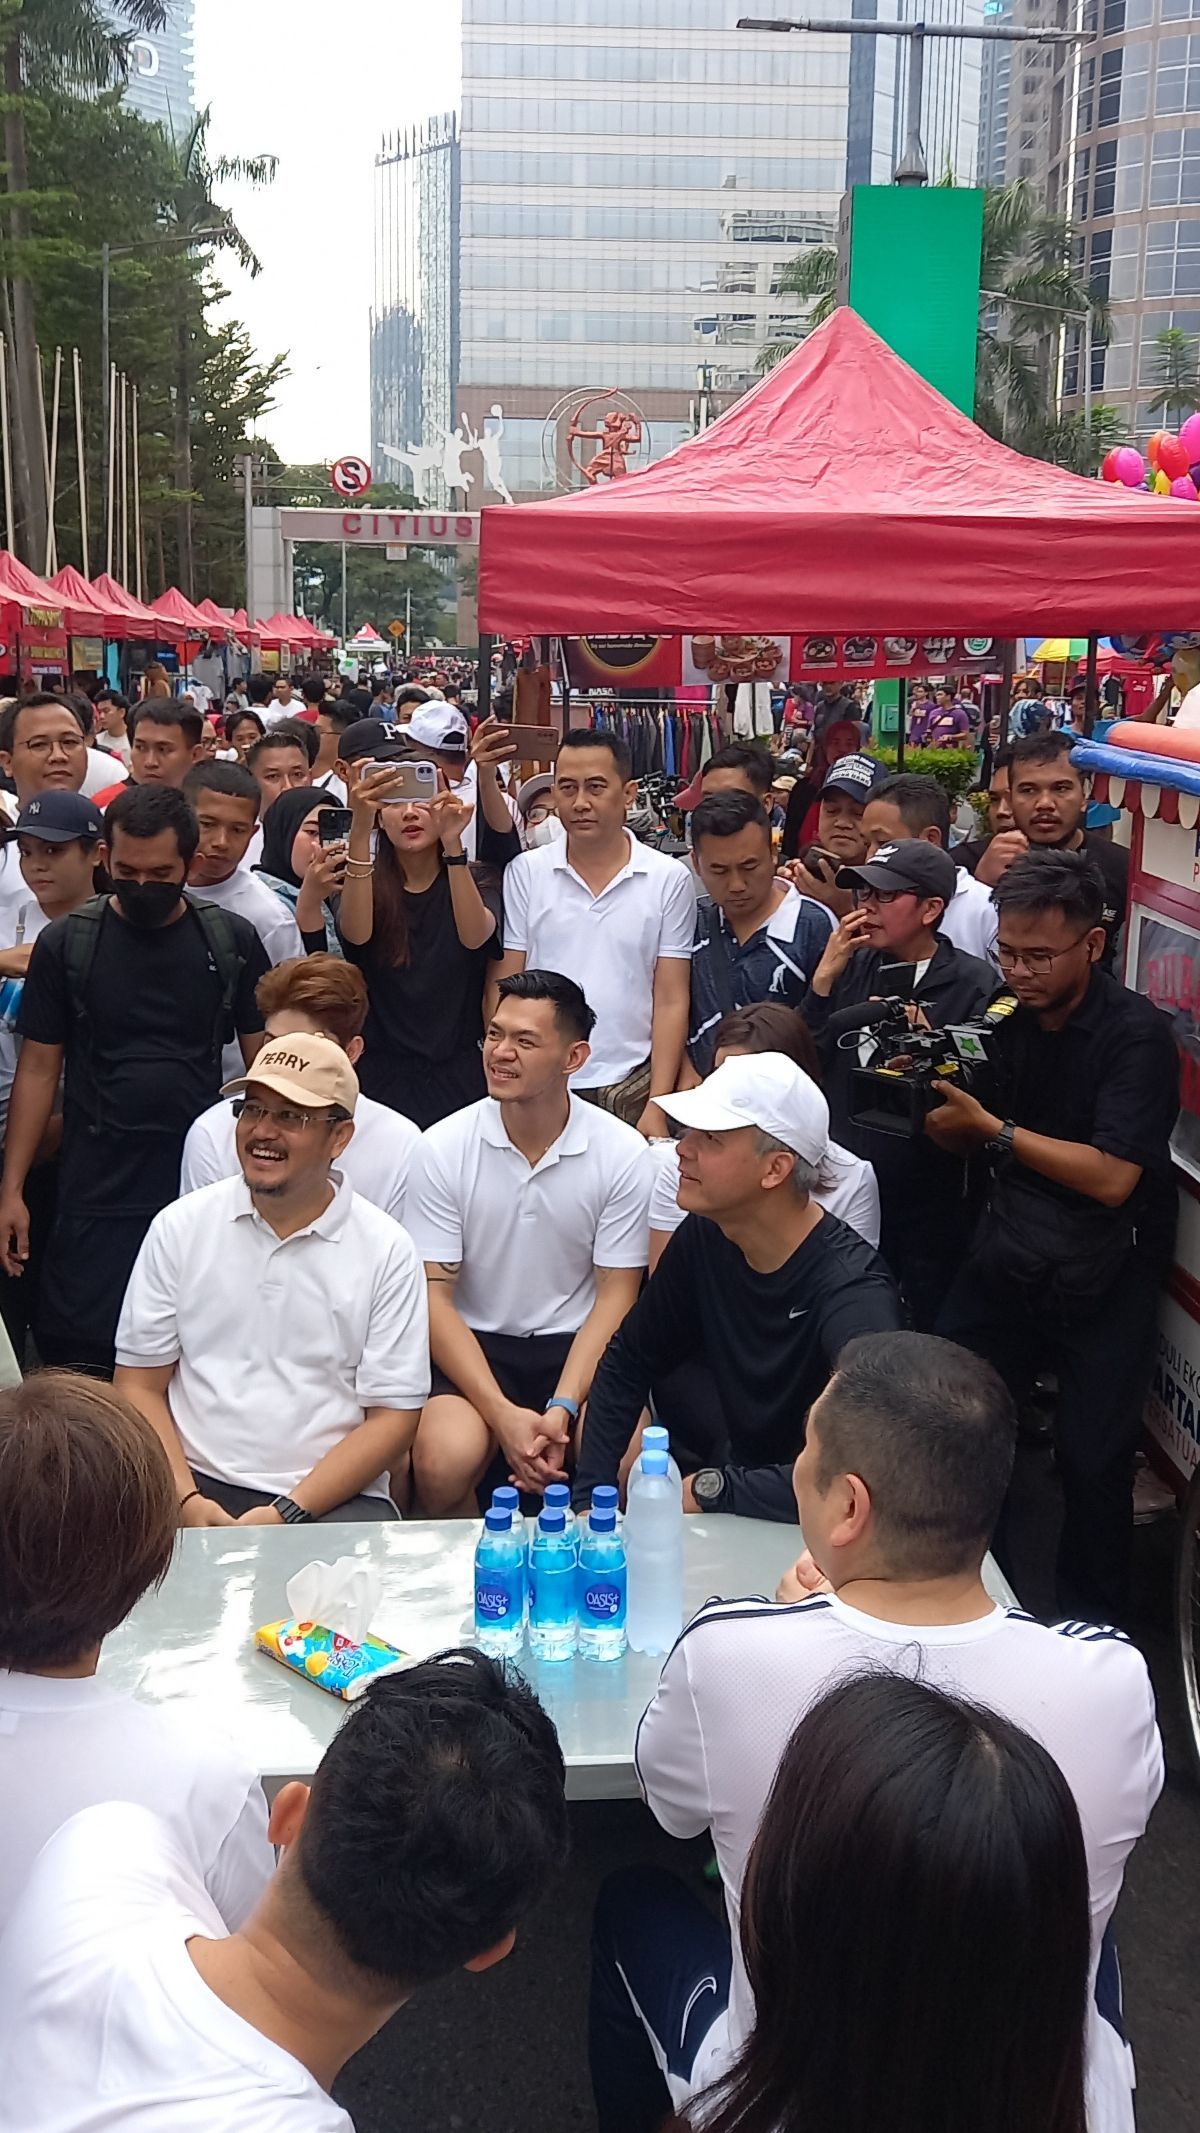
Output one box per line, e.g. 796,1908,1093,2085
193,0,459,465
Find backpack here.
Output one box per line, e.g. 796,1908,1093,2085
61,894,246,1132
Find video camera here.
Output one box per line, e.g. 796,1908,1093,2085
830,990,1018,1139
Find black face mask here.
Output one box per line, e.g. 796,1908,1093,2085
112,878,184,928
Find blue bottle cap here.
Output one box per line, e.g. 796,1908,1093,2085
641,1451,669,1475
643,1424,669,1449
484,1506,512,1532
592,1485,619,1509
589,1509,616,1533
492,1485,519,1511
538,1507,566,1533
544,1482,570,1507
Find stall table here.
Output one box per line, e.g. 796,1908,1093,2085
100,1517,1016,1800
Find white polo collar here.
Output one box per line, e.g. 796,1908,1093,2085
228,1166,354,1243
553,827,647,884
476,1094,591,1172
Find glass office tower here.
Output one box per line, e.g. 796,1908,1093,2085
372,116,461,491
116,1,195,132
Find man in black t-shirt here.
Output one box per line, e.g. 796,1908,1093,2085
575,1052,903,1521
931,850,1179,1622
0,785,267,1374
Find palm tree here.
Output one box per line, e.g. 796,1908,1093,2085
756,180,1107,459
158,105,276,595
1147,326,1200,427
0,0,165,563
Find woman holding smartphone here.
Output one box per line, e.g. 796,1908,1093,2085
336,738,519,1127
254,785,347,955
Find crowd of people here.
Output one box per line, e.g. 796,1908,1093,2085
0,656,1182,2130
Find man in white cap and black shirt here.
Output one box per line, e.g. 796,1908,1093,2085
115,1033,429,1528
405,700,520,860
574,1052,902,1521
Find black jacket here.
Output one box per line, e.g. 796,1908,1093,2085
802,936,999,1206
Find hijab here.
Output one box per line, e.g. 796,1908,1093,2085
255,784,335,888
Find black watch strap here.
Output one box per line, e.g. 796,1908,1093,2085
987,1119,1017,1158
691,1467,727,1512
443,852,469,868
271,1494,313,1525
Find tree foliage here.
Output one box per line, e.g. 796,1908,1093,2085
1147,326,1200,427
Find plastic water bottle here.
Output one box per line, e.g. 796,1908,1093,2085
577,1502,627,1662
473,1508,525,1661
492,1483,524,1542
625,1449,683,1656
641,1424,683,1488
589,1482,620,1529
528,1508,577,1661
543,1480,576,1535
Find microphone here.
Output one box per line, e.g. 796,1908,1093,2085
825,996,906,1039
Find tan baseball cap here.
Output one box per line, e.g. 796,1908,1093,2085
222,1032,359,1115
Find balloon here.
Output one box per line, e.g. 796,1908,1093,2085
1101,448,1123,483
1147,430,1168,469
1190,464,1200,487
1157,433,1190,479
1114,446,1145,486
1154,469,1172,494
1171,475,1199,499
1180,413,1200,460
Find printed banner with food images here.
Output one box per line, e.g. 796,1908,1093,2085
684,635,789,686
564,635,682,689
788,633,997,681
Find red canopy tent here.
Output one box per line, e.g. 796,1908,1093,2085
0,552,76,615
90,573,175,641
478,308,1200,640
151,587,212,635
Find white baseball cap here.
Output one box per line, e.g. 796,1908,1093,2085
660,1052,829,1166
407,702,467,752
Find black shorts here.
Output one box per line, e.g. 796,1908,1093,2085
430,1328,575,1414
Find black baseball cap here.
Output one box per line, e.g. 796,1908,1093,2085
335,718,414,766
5,791,104,844
837,839,957,904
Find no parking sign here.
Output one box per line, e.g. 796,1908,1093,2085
331,455,372,499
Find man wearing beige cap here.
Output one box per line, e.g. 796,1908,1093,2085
114,1033,429,1527
575,1052,902,1522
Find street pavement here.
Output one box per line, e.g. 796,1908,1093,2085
335,1457,1200,2133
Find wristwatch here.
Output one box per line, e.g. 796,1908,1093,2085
443,852,469,868
691,1468,728,1513
986,1119,1017,1159
545,1393,580,1422
270,1495,314,1525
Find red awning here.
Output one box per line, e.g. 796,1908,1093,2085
152,587,213,634
0,552,74,617
45,564,108,635
90,573,175,641
478,307,1200,640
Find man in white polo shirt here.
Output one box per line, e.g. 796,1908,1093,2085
409,970,652,1516
489,728,696,1132
115,1033,429,1527
180,954,418,1223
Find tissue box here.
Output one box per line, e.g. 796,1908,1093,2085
255,1617,412,1700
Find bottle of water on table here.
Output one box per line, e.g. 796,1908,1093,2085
528,1507,577,1661
626,1448,683,1656
543,1480,576,1536
641,1423,682,1487
578,1498,627,1661
474,1507,525,1661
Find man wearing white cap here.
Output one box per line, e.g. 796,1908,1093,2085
405,703,519,861
575,1052,902,1522
114,1033,429,1528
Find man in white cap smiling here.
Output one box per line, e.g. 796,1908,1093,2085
574,1051,901,1521
114,1032,429,1528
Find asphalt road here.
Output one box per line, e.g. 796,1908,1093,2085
335,1460,1200,2133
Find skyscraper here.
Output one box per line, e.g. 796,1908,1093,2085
374,0,986,500
1050,1,1200,442
116,0,195,134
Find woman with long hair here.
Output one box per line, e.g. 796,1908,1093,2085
336,753,518,1127
593,1673,1090,2133
253,785,346,955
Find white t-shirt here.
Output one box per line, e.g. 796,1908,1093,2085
0,845,25,946
0,1669,273,1934
82,746,128,797
407,1094,652,1336
636,1593,1164,2132
502,832,697,1087
181,1091,418,1225
196,868,304,968
0,899,51,1135
0,1802,351,2133
647,1134,880,1249
115,1173,430,1498
941,864,999,967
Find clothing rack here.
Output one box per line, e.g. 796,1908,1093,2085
581,700,727,781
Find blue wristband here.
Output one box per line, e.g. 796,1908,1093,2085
546,1393,579,1422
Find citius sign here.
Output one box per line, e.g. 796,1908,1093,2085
278,509,480,546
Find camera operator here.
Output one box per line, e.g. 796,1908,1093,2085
802,841,997,1330
931,849,1179,1624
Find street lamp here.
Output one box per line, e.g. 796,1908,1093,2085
100,223,230,567
737,17,1090,185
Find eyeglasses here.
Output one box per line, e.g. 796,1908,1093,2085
995,932,1091,975
232,1097,328,1133
853,885,907,907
